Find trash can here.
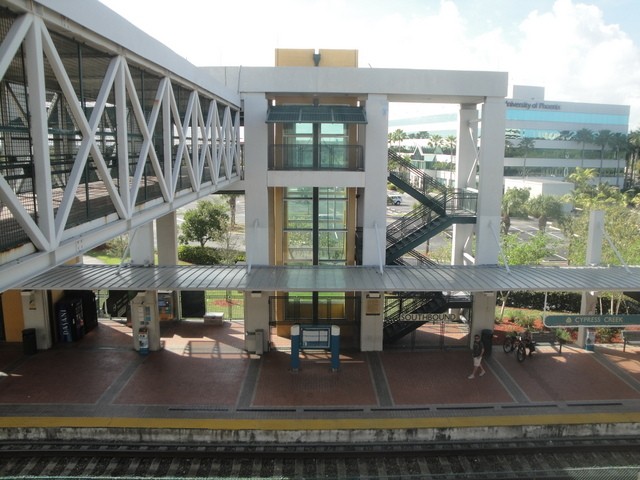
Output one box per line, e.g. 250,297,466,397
255,329,264,355
481,329,493,357
22,328,37,355
245,331,256,353
585,328,595,351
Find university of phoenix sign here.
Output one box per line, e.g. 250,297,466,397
506,100,561,110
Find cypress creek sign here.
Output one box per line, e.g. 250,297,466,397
544,314,640,327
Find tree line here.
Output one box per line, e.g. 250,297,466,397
500,167,640,315
390,127,640,187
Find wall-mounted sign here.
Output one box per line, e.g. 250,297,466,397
506,100,561,111
398,313,457,322
544,314,640,327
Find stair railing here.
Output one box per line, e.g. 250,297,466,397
388,150,447,197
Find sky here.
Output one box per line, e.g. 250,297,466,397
98,0,640,129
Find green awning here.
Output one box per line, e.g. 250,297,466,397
266,105,367,124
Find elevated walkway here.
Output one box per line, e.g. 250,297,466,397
0,319,639,444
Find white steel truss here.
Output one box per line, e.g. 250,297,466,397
0,10,241,292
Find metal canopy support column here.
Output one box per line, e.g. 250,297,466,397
471,96,506,343
452,103,478,267
578,210,604,348
362,94,388,266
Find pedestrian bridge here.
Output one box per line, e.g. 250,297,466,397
0,1,242,293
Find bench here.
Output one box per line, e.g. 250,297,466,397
532,330,564,354
203,312,224,326
622,330,640,352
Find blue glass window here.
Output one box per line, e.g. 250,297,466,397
506,109,628,126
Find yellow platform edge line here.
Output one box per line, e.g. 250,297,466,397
1,412,639,431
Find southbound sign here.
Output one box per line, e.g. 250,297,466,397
544,314,640,327
399,313,458,322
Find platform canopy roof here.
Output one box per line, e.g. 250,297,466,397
17,264,640,293
266,105,367,124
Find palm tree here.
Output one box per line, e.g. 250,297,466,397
501,187,530,234
567,167,597,189
428,134,443,156
221,193,241,228
556,130,574,161
593,129,613,184
627,129,640,188
444,135,456,164
518,137,536,178
609,132,627,187
504,139,515,158
565,167,597,208
573,128,594,168
388,129,407,148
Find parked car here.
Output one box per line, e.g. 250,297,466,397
387,194,402,205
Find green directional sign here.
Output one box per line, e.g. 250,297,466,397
544,314,640,327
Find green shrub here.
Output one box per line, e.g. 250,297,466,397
515,315,535,330
595,327,620,343
106,235,128,258
555,329,571,343
178,245,222,265
501,291,582,312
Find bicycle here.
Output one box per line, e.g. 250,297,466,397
503,333,534,362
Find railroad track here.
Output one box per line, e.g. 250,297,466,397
1,437,640,479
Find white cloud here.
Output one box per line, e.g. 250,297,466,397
99,0,640,128
506,0,640,126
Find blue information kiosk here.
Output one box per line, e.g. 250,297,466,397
290,324,340,372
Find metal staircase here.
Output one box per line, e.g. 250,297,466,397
383,292,472,343
386,150,477,264
387,150,447,215
383,149,477,342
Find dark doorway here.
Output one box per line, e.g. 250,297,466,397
181,291,206,318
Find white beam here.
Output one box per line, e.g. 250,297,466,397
24,18,55,246
0,13,31,81
115,57,130,213
123,64,169,209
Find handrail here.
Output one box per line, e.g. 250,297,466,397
386,204,438,243
385,189,477,247
388,149,447,197
269,144,364,170
384,296,433,325
385,149,477,265
393,249,439,267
